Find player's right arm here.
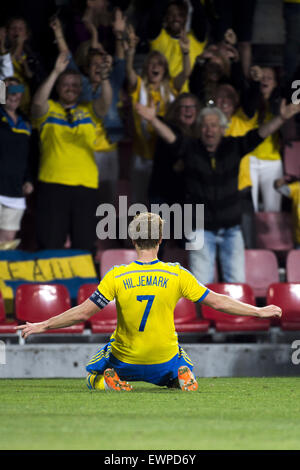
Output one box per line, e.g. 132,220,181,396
15,299,101,339
203,291,282,319
16,269,117,339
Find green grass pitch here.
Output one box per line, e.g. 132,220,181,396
1,377,300,450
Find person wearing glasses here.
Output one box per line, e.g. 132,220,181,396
31,51,112,254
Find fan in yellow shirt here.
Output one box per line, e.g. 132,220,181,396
149,0,206,93
31,51,112,253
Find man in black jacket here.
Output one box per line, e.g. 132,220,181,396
135,99,300,284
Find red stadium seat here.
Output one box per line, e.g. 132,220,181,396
202,283,270,331
284,141,300,178
255,212,293,252
174,298,210,333
90,301,117,334
15,284,84,334
245,249,280,299
77,283,117,331
100,249,137,278
0,290,17,334
286,250,300,282
77,283,99,304
94,238,122,264
267,283,300,330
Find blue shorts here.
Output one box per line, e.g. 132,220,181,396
86,341,194,387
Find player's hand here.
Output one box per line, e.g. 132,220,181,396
258,305,282,318
15,321,48,339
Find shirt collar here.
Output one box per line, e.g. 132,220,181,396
134,259,160,266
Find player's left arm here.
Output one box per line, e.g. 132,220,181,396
15,299,100,339
203,291,282,319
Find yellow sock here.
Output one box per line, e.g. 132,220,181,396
86,373,105,391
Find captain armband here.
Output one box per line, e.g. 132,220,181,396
89,290,110,309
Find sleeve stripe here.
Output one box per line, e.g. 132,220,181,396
89,290,110,309
195,289,210,303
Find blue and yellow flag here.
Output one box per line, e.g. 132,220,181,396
0,249,98,315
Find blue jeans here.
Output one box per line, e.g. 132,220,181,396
188,225,245,285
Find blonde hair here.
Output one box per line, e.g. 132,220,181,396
141,51,173,106
128,212,164,250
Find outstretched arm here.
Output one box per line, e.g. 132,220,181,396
135,101,177,143
203,291,282,319
15,299,101,339
258,99,300,139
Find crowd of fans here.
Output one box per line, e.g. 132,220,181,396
0,0,300,285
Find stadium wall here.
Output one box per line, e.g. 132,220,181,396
0,344,299,378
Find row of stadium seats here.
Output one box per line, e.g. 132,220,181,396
97,248,300,299
1,282,300,337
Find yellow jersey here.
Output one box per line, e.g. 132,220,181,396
150,29,206,93
93,259,209,365
32,99,104,188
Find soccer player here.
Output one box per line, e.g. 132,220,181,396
16,212,282,392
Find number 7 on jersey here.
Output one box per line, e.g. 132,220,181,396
137,295,155,332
